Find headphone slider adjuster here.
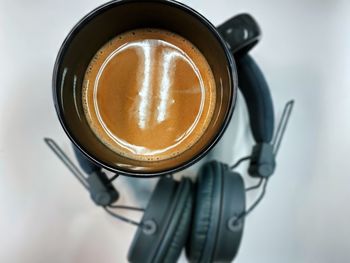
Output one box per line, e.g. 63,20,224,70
248,143,275,178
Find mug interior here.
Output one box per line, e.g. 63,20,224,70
53,0,237,176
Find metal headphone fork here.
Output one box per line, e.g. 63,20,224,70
229,99,294,225
44,138,149,229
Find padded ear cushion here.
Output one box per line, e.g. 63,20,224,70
158,179,193,262
186,161,246,263
186,161,223,263
128,177,193,263
212,166,245,262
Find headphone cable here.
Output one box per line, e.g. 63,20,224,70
230,156,264,191
230,156,252,170
103,206,150,230
234,178,268,225
108,204,145,212
108,174,119,183
245,178,264,191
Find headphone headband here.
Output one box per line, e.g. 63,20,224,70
218,14,275,145
46,12,295,263
218,14,276,178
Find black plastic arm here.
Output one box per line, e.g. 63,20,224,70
218,14,276,178
217,13,261,57
218,14,274,144
73,145,119,206
235,55,274,143
73,145,101,174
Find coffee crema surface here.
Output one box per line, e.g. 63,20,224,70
82,29,216,161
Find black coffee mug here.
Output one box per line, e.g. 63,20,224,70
53,0,259,177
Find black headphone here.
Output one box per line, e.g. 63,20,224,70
46,13,294,263
127,14,277,263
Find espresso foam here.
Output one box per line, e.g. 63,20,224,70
82,28,216,161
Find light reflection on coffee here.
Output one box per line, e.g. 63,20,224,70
82,29,216,161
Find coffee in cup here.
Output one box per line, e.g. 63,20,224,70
53,0,237,175
82,28,216,162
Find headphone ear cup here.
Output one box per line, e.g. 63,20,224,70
186,161,246,263
160,180,193,262
213,165,245,261
186,161,223,262
128,177,193,263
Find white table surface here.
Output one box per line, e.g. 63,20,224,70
1,0,350,262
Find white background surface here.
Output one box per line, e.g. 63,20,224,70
1,0,350,262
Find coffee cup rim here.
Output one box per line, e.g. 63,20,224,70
53,0,238,177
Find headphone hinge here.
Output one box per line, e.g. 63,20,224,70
87,171,119,206
248,143,275,178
